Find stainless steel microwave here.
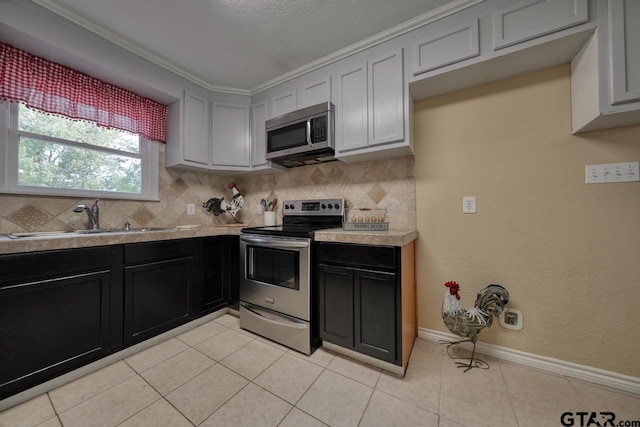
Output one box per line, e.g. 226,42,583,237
265,102,335,168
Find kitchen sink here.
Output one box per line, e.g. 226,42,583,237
6,227,177,239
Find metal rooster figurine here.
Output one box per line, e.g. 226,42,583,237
441,281,509,372
202,183,244,223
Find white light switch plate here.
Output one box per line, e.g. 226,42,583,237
585,162,639,184
463,196,476,214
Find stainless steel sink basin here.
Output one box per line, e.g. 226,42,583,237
6,230,76,239
6,227,177,239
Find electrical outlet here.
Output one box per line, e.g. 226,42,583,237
463,196,476,214
500,308,523,331
187,203,195,215
586,161,639,184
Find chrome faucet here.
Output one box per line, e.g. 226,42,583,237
73,199,100,230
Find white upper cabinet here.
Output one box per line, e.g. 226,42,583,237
182,90,210,165
211,103,250,168
334,48,409,160
609,0,640,105
251,100,268,167
335,64,368,152
412,19,480,76
368,49,404,146
270,90,297,118
493,0,589,50
300,77,332,108
571,0,640,132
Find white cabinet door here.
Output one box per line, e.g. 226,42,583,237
270,90,297,118
211,103,250,167
183,91,209,165
368,48,404,146
251,100,268,167
413,19,480,75
493,0,588,50
300,77,331,108
609,0,640,105
335,63,368,153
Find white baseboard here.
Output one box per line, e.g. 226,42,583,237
419,327,640,395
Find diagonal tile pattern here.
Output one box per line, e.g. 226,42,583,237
0,146,416,234
2,313,638,427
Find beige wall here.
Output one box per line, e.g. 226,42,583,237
414,64,640,377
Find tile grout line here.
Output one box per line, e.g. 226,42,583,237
44,392,63,427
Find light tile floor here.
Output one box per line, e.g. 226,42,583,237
1,313,638,427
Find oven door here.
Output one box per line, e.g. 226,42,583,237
239,234,310,321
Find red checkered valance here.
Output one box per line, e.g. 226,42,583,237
0,41,167,143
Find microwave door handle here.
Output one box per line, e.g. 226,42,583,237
306,118,312,146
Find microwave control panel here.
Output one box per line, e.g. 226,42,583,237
312,116,327,143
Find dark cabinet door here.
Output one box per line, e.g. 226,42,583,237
354,269,399,364
124,257,193,345
0,270,111,400
318,264,354,347
199,237,226,315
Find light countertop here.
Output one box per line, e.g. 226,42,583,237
315,228,418,247
0,226,418,255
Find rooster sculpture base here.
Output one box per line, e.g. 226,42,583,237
440,339,491,372
440,281,509,373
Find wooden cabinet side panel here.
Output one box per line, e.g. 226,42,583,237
401,241,417,369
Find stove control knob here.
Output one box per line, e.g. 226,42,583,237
284,204,290,210
327,203,333,209
334,203,340,210
321,204,326,209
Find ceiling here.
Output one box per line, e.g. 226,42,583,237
33,0,455,93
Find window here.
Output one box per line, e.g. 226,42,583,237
0,102,159,200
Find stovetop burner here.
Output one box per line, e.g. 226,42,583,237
241,198,345,238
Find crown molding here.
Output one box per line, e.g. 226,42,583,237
250,0,486,94
31,0,484,96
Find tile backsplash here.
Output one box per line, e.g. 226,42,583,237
0,145,415,234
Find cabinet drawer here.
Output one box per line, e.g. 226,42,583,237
0,247,111,287
124,239,193,265
316,242,397,270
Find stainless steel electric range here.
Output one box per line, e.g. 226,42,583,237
239,198,345,354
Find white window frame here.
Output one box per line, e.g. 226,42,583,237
0,102,159,201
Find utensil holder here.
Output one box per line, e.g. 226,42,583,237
264,211,276,226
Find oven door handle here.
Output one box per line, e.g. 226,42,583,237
240,235,309,249
241,303,308,330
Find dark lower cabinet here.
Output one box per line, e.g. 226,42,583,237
197,237,227,316
0,247,112,400
318,265,354,347
317,242,402,365
1,235,241,400
353,269,398,362
123,240,195,346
